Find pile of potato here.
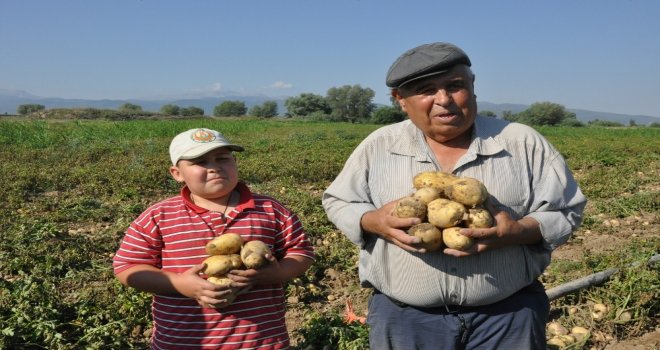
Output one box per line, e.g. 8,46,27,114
393,171,494,252
201,233,272,307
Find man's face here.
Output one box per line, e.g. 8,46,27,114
393,65,477,144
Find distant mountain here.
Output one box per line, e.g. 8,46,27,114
1,89,659,125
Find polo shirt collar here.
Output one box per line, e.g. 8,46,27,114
181,182,255,214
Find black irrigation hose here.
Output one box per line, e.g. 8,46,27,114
545,254,660,301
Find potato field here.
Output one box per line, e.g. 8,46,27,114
0,117,658,349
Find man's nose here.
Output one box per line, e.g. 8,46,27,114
433,89,452,106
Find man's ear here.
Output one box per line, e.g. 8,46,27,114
169,166,184,183
391,89,407,112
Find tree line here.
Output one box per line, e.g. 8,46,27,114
15,92,659,127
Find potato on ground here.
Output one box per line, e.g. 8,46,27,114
413,171,458,193
464,208,494,228
446,177,488,207
203,254,243,276
413,187,441,205
442,227,474,251
408,223,443,252
206,233,243,255
241,240,272,269
427,198,466,228
392,196,427,220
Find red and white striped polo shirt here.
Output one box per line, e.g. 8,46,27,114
113,182,315,349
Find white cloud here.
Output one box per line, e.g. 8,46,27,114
211,82,222,92
270,81,292,89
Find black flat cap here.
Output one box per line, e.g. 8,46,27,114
386,42,471,88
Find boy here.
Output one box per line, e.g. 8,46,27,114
113,128,315,349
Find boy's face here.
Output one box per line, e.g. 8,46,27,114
169,147,238,200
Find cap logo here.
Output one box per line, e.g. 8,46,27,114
190,129,216,143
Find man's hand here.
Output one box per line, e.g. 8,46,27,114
443,201,542,257
360,199,426,253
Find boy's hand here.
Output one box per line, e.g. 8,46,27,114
227,253,281,288
175,264,242,309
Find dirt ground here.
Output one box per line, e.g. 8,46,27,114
286,210,659,349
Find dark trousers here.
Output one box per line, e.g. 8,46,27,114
367,281,549,350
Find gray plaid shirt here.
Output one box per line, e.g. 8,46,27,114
322,117,586,307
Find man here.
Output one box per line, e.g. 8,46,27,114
322,42,587,349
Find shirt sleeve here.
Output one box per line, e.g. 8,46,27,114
112,210,163,275
322,141,377,247
271,201,316,261
526,146,587,251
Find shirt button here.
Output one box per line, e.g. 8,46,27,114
450,293,458,303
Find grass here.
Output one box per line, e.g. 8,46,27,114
0,118,658,349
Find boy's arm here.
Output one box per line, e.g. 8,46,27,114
116,264,236,308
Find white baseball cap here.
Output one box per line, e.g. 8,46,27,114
169,128,244,165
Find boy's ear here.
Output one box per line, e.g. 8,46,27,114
169,166,184,183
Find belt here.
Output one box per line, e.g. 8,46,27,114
372,289,477,314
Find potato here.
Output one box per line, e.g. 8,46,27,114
413,187,441,205
206,233,243,255
427,198,465,228
464,208,494,228
207,275,233,287
413,171,457,193
207,276,239,308
407,223,443,252
442,227,474,250
203,254,243,276
570,326,589,342
240,240,272,269
547,322,568,336
392,196,426,220
446,177,488,207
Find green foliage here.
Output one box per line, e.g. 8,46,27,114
17,103,46,115
214,100,247,117
118,103,143,113
588,119,625,127
160,104,180,115
0,119,657,348
479,110,497,118
249,100,278,118
284,93,331,117
325,85,375,123
370,106,406,124
180,106,204,116
507,101,576,126
294,312,369,350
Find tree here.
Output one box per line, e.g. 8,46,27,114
479,110,497,118
502,110,516,122
180,106,204,116
284,93,330,117
160,104,181,115
514,102,576,126
213,100,247,117
249,101,278,118
325,85,375,123
17,104,45,115
370,106,406,124
118,103,143,113
588,119,623,127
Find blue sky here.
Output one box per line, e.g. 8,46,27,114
1,0,659,117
